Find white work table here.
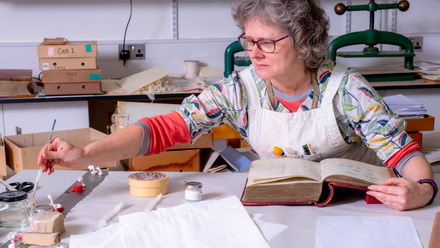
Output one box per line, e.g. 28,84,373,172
1,170,439,247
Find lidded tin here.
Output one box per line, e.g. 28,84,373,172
128,172,169,197
185,181,203,201
0,191,33,228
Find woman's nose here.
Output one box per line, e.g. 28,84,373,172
249,43,264,58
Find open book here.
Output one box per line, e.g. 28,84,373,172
241,157,395,207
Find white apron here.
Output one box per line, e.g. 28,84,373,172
239,63,382,165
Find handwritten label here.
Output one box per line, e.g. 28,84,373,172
57,47,75,55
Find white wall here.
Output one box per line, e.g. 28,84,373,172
1,0,440,131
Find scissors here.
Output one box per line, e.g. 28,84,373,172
7,181,35,193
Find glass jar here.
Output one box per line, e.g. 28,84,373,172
185,181,203,201
0,191,32,228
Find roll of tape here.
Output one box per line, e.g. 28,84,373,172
128,172,169,197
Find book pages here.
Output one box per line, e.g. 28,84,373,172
320,158,392,185
247,157,322,187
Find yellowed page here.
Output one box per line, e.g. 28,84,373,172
247,157,322,187
320,158,391,184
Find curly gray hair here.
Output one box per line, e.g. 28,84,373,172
232,0,329,69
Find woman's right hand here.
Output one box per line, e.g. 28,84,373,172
38,136,85,175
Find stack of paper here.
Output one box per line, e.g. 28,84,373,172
414,61,440,81
382,94,427,119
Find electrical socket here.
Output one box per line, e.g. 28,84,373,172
401,36,423,52
118,43,145,60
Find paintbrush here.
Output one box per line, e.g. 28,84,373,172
0,178,17,191
31,119,56,199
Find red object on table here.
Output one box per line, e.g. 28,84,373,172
70,184,85,192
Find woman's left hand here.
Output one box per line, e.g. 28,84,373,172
367,177,434,211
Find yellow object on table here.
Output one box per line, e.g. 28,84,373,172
273,146,284,157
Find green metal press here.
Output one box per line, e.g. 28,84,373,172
329,0,415,81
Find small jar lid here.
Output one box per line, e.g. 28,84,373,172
185,181,202,189
35,204,54,212
0,191,27,202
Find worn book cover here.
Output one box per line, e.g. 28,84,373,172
241,157,395,207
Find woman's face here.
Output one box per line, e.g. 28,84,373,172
244,18,305,83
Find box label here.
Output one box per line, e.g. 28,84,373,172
89,74,101,80
85,44,92,53
48,47,54,56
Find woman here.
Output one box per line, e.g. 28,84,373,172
38,0,436,210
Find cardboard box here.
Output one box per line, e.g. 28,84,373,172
169,133,213,150
37,41,97,58
39,57,97,71
127,149,200,172
44,82,102,95
405,115,435,132
4,128,116,173
0,81,33,97
42,69,101,83
0,135,7,178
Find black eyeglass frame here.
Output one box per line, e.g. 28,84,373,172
238,33,290,53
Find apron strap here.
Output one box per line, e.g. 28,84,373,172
321,62,348,106
311,69,319,109
264,80,276,109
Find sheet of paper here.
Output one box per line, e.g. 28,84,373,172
251,213,288,241
70,223,124,248
119,196,270,248
315,216,423,248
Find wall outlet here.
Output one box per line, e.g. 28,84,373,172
118,43,145,60
401,36,423,52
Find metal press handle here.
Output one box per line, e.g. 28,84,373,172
334,0,409,15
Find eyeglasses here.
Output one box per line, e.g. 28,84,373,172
238,33,290,53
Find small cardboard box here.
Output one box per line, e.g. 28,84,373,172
42,69,102,83
0,81,33,97
127,149,200,172
39,57,97,71
0,135,7,178
37,41,98,58
44,82,102,95
4,128,116,173
405,115,435,132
